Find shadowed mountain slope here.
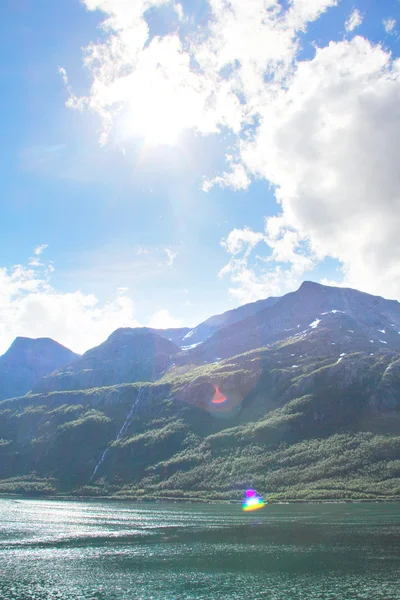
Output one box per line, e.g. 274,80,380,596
180,295,280,347
0,337,78,401
182,281,400,364
32,328,179,393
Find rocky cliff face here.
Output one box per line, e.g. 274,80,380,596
0,337,78,400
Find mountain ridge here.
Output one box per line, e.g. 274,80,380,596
0,280,399,502
0,336,79,401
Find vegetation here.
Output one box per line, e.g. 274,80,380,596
0,342,399,502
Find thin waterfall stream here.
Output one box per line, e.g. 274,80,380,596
89,386,145,482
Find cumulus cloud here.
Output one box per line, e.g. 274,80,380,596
221,227,266,257
220,221,315,302
345,9,363,33
148,308,182,329
64,0,340,147
237,37,400,299
0,254,139,355
203,163,251,192
70,0,400,302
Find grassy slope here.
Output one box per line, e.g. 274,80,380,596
0,341,399,501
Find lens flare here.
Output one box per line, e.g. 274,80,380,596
212,385,227,404
242,489,265,511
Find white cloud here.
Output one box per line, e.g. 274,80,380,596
66,0,340,149
34,244,48,256
148,308,182,329
383,18,396,35
219,259,309,304
221,227,265,257
173,2,184,21
64,0,243,146
237,36,400,299
165,248,178,267
203,163,250,192
70,0,400,303
345,9,363,33
220,221,315,302
0,254,139,355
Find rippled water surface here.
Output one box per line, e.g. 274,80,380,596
0,499,399,599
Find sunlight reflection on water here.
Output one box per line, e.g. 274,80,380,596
0,499,399,599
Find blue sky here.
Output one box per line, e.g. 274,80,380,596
1,0,399,353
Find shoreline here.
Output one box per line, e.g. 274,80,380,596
1,493,399,504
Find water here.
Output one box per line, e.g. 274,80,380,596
0,500,399,599
90,387,144,482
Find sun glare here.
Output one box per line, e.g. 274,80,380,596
120,77,193,147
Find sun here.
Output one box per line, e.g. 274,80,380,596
120,76,194,147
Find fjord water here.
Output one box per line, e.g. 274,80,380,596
0,500,399,600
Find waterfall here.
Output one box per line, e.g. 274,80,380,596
89,386,144,483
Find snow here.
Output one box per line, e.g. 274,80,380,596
309,318,321,329
297,324,300,328
379,340,388,344
378,329,386,334
183,329,195,340
181,342,202,351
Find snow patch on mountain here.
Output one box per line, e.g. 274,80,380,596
181,342,202,351
309,318,321,329
182,329,195,340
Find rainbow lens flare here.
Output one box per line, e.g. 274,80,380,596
242,489,265,512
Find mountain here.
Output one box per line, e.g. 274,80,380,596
0,281,399,502
28,293,284,394
180,295,280,347
0,335,399,500
152,327,191,346
0,337,78,401
181,281,400,364
32,328,179,393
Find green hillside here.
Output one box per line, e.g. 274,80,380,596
1,339,399,501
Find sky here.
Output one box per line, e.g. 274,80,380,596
1,0,399,355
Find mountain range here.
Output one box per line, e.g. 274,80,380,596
0,281,399,501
